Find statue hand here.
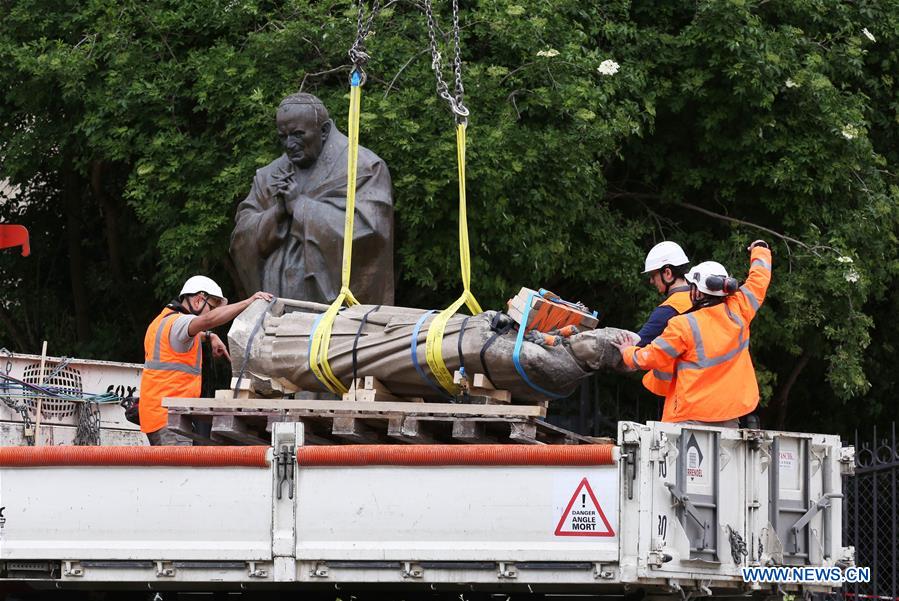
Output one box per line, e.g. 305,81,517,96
271,167,300,216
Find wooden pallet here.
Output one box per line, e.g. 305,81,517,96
163,396,606,446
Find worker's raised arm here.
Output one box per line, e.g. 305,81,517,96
187,291,274,336
733,240,772,321
612,321,687,372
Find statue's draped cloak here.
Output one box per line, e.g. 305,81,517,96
230,123,394,304
229,301,632,403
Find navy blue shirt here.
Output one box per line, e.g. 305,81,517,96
636,305,679,347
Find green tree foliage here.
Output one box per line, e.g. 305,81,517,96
1,0,897,434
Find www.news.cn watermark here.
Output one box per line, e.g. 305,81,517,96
742,567,870,584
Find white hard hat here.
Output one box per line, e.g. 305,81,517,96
179,275,225,301
643,241,690,273
687,261,730,296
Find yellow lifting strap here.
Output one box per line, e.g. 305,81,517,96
308,76,364,395
424,123,483,395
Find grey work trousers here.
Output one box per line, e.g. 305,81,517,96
146,427,192,446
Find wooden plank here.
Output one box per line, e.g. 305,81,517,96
211,414,269,445
229,378,252,400
509,421,540,445
472,373,495,389
451,421,495,443
471,389,511,404
387,416,436,444
164,397,546,418
533,419,615,445
331,416,381,443
453,370,511,403
343,389,398,403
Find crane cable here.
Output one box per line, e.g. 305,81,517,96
308,0,379,395
422,0,483,395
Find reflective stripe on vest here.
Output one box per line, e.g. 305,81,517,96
652,369,674,381
740,285,760,312
654,337,680,358
144,313,201,375
751,257,771,270
677,312,749,372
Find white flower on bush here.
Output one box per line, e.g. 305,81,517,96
837,256,854,264
845,269,860,283
862,28,876,42
841,124,859,140
598,59,620,76
785,78,799,88
537,48,560,58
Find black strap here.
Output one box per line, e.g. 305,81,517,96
351,305,381,391
164,300,190,314
478,313,515,388
457,316,472,373
233,297,279,395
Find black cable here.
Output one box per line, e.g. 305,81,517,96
478,313,514,388
233,297,279,395
456,315,471,373
351,305,381,393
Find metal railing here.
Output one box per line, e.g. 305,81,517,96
843,423,899,601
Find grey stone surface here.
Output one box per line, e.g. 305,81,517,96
229,299,634,403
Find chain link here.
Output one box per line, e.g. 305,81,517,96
423,0,469,122
74,399,101,446
0,347,35,445
727,525,749,565
348,0,380,83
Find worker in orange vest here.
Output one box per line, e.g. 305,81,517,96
635,241,694,397
613,240,772,427
139,276,273,445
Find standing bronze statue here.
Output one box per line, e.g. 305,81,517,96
230,93,394,305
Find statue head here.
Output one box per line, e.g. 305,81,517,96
276,93,332,169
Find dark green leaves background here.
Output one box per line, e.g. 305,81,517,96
2,0,897,434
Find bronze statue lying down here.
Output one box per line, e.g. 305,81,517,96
228,299,635,403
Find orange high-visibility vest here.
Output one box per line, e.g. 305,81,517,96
139,308,202,434
642,288,693,397
623,246,772,423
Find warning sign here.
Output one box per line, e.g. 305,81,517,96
554,477,615,537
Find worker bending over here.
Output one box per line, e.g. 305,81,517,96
139,276,273,445
613,240,772,427
636,241,693,397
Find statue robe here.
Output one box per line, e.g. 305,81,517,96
230,122,394,304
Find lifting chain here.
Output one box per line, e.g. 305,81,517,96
0,347,35,445
348,0,380,82
74,400,101,446
423,0,469,122
727,525,749,565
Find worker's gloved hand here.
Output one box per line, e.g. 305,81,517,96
748,239,769,251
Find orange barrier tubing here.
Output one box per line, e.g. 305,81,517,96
296,444,617,466
0,446,270,468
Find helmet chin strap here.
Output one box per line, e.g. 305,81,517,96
661,267,676,295
188,294,209,316
688,285,724,310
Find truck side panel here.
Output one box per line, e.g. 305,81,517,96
0,465,272,561
295,465,619,562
